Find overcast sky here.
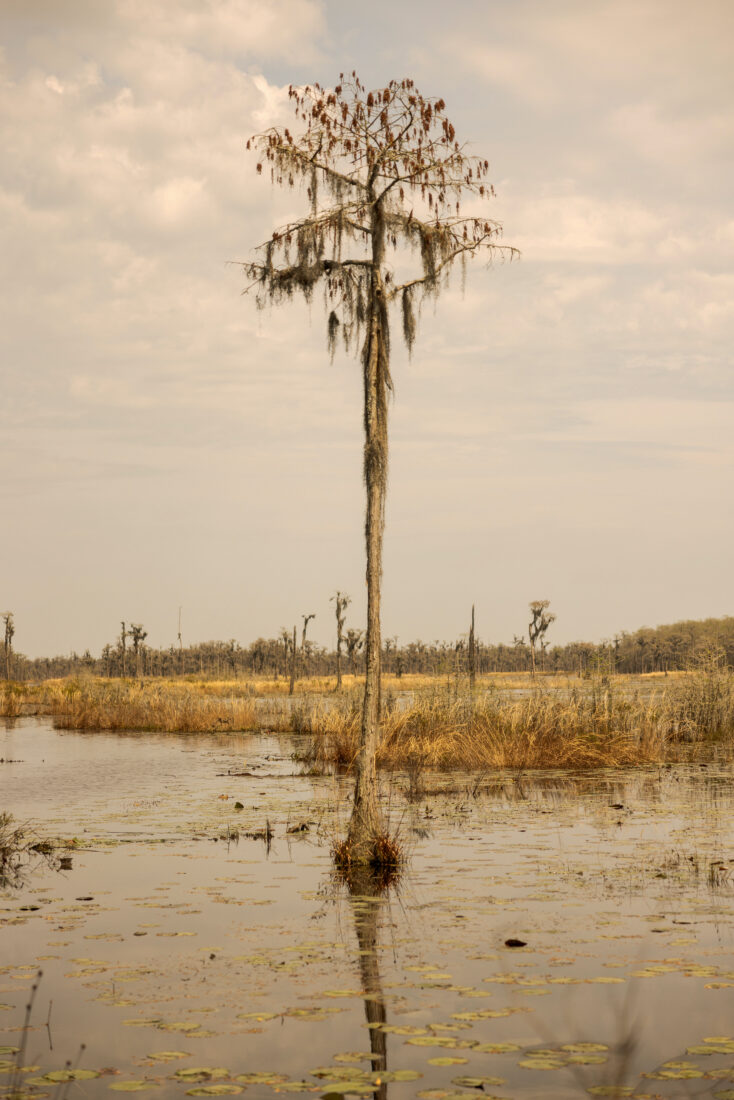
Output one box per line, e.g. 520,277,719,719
2,0,732,658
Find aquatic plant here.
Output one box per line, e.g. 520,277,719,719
0,813,59,888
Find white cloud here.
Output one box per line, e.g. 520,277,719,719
118,0,326,63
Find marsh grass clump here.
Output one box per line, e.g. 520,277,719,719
384,689,669,769
0,812,29,886
304,669,734,773
51,679,259,733
0,681,29,718
663,650,734,741
0,814,59,888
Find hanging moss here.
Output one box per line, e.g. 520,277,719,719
327,310,340,361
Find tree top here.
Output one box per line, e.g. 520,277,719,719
240,73,517,357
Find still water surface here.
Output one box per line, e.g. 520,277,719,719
2,719,734,1099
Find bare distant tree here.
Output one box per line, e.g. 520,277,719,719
468,605,476,690
289,625,297,696
120,621,127,679
384,636,399,677
178,606,184,677
331,591,350,690
102,643,112,678
243,74,515,863
3,612,15,681
278,627,291,681
528,600,555,679
301,613,316,678
389,636,399,676
346,628,365,675
129,624,148,678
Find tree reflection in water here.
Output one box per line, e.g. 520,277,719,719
346,866,394,1100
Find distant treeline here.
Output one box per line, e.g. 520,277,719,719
6,615,734,681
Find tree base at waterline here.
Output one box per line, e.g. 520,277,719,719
332,829,404,891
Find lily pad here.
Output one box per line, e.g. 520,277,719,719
518,1058,565,1070
185,1089,242,1097
235,1073,289,1084
277,1084,322,1093
145,1052,190,1063
452,1079,505,1088
427,1058,469,1066
43,1069,100,1082
174,1068,230,1081
417,1093,486,1100
332,1053,376,1064
472,1043,520,1054
376,1070,422,1082
109,1083,161,1092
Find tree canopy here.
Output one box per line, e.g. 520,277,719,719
242,73,517,359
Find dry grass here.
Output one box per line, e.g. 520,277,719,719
301,665,734,772
250,674,346,695
302,693,663,771
51,679,259,733
1,681,26,717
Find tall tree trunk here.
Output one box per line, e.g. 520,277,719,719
348,236,389,861
468,604,476,690
289,625,296,696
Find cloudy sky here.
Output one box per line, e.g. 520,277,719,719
2,0,732,657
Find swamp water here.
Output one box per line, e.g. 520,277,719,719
2,719,734,1100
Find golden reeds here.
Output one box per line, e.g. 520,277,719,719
302,692,663,771
51,680,258,733
303,666,734,771
1,681,26,717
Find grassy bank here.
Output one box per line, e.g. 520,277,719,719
5,666,734,769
